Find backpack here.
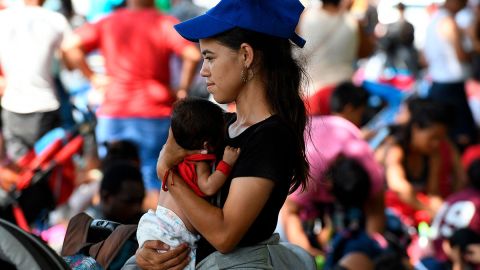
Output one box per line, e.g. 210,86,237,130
61,212,138,270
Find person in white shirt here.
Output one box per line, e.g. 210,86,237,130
0,0,71,161
298,0,361,116
424,0,478,152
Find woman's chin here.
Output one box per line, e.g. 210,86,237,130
211,95,225,104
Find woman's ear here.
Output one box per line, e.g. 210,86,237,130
239,43,254,68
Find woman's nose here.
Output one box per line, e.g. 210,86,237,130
200,61,209,77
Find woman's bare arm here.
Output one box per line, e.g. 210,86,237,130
383,145,426,211
164,169,274,253
440,16,469,62
176,45,201,99
280,198,323,256
157,129,272,253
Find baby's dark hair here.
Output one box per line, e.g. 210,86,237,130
171,98,225,151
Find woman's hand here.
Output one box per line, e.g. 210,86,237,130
135,240,190,270
157,128,207,177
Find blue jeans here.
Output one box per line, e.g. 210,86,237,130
96,116,171,190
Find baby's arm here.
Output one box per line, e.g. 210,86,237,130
196,146,240,196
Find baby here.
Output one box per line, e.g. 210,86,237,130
136,98,240,269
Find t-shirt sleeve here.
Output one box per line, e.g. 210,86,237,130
162,16,195,56
47,13,72,50
231,125,294,185
75,21,101,53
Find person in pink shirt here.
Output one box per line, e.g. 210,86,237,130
281,82,385,257
62,0,201,209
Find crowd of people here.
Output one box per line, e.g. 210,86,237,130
0,0,480,269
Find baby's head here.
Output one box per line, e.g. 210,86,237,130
171,98,225,152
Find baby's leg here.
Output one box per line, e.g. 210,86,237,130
137,206,199,270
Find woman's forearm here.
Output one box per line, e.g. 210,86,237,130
388,174,424,211
163,166,273,254
386,165,425,211
396,184,425,211
164,169,234,253
282,212,319,255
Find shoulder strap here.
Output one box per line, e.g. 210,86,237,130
89,224,138,269
60,212,93,257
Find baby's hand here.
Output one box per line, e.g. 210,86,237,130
223,146,240,166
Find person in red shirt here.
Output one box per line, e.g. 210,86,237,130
62,0,201,210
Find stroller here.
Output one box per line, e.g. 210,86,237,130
0,217,70,269
0,105,96,232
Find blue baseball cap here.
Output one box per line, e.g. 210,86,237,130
174,0,306,48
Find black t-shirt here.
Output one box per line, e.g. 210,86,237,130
196,113,296,263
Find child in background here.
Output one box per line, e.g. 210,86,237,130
85,160,145,225
448,228,480,270
324,156,384,269
136,98,240,270
101,139,140,170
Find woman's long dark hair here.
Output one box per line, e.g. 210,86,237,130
214,28,309,193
